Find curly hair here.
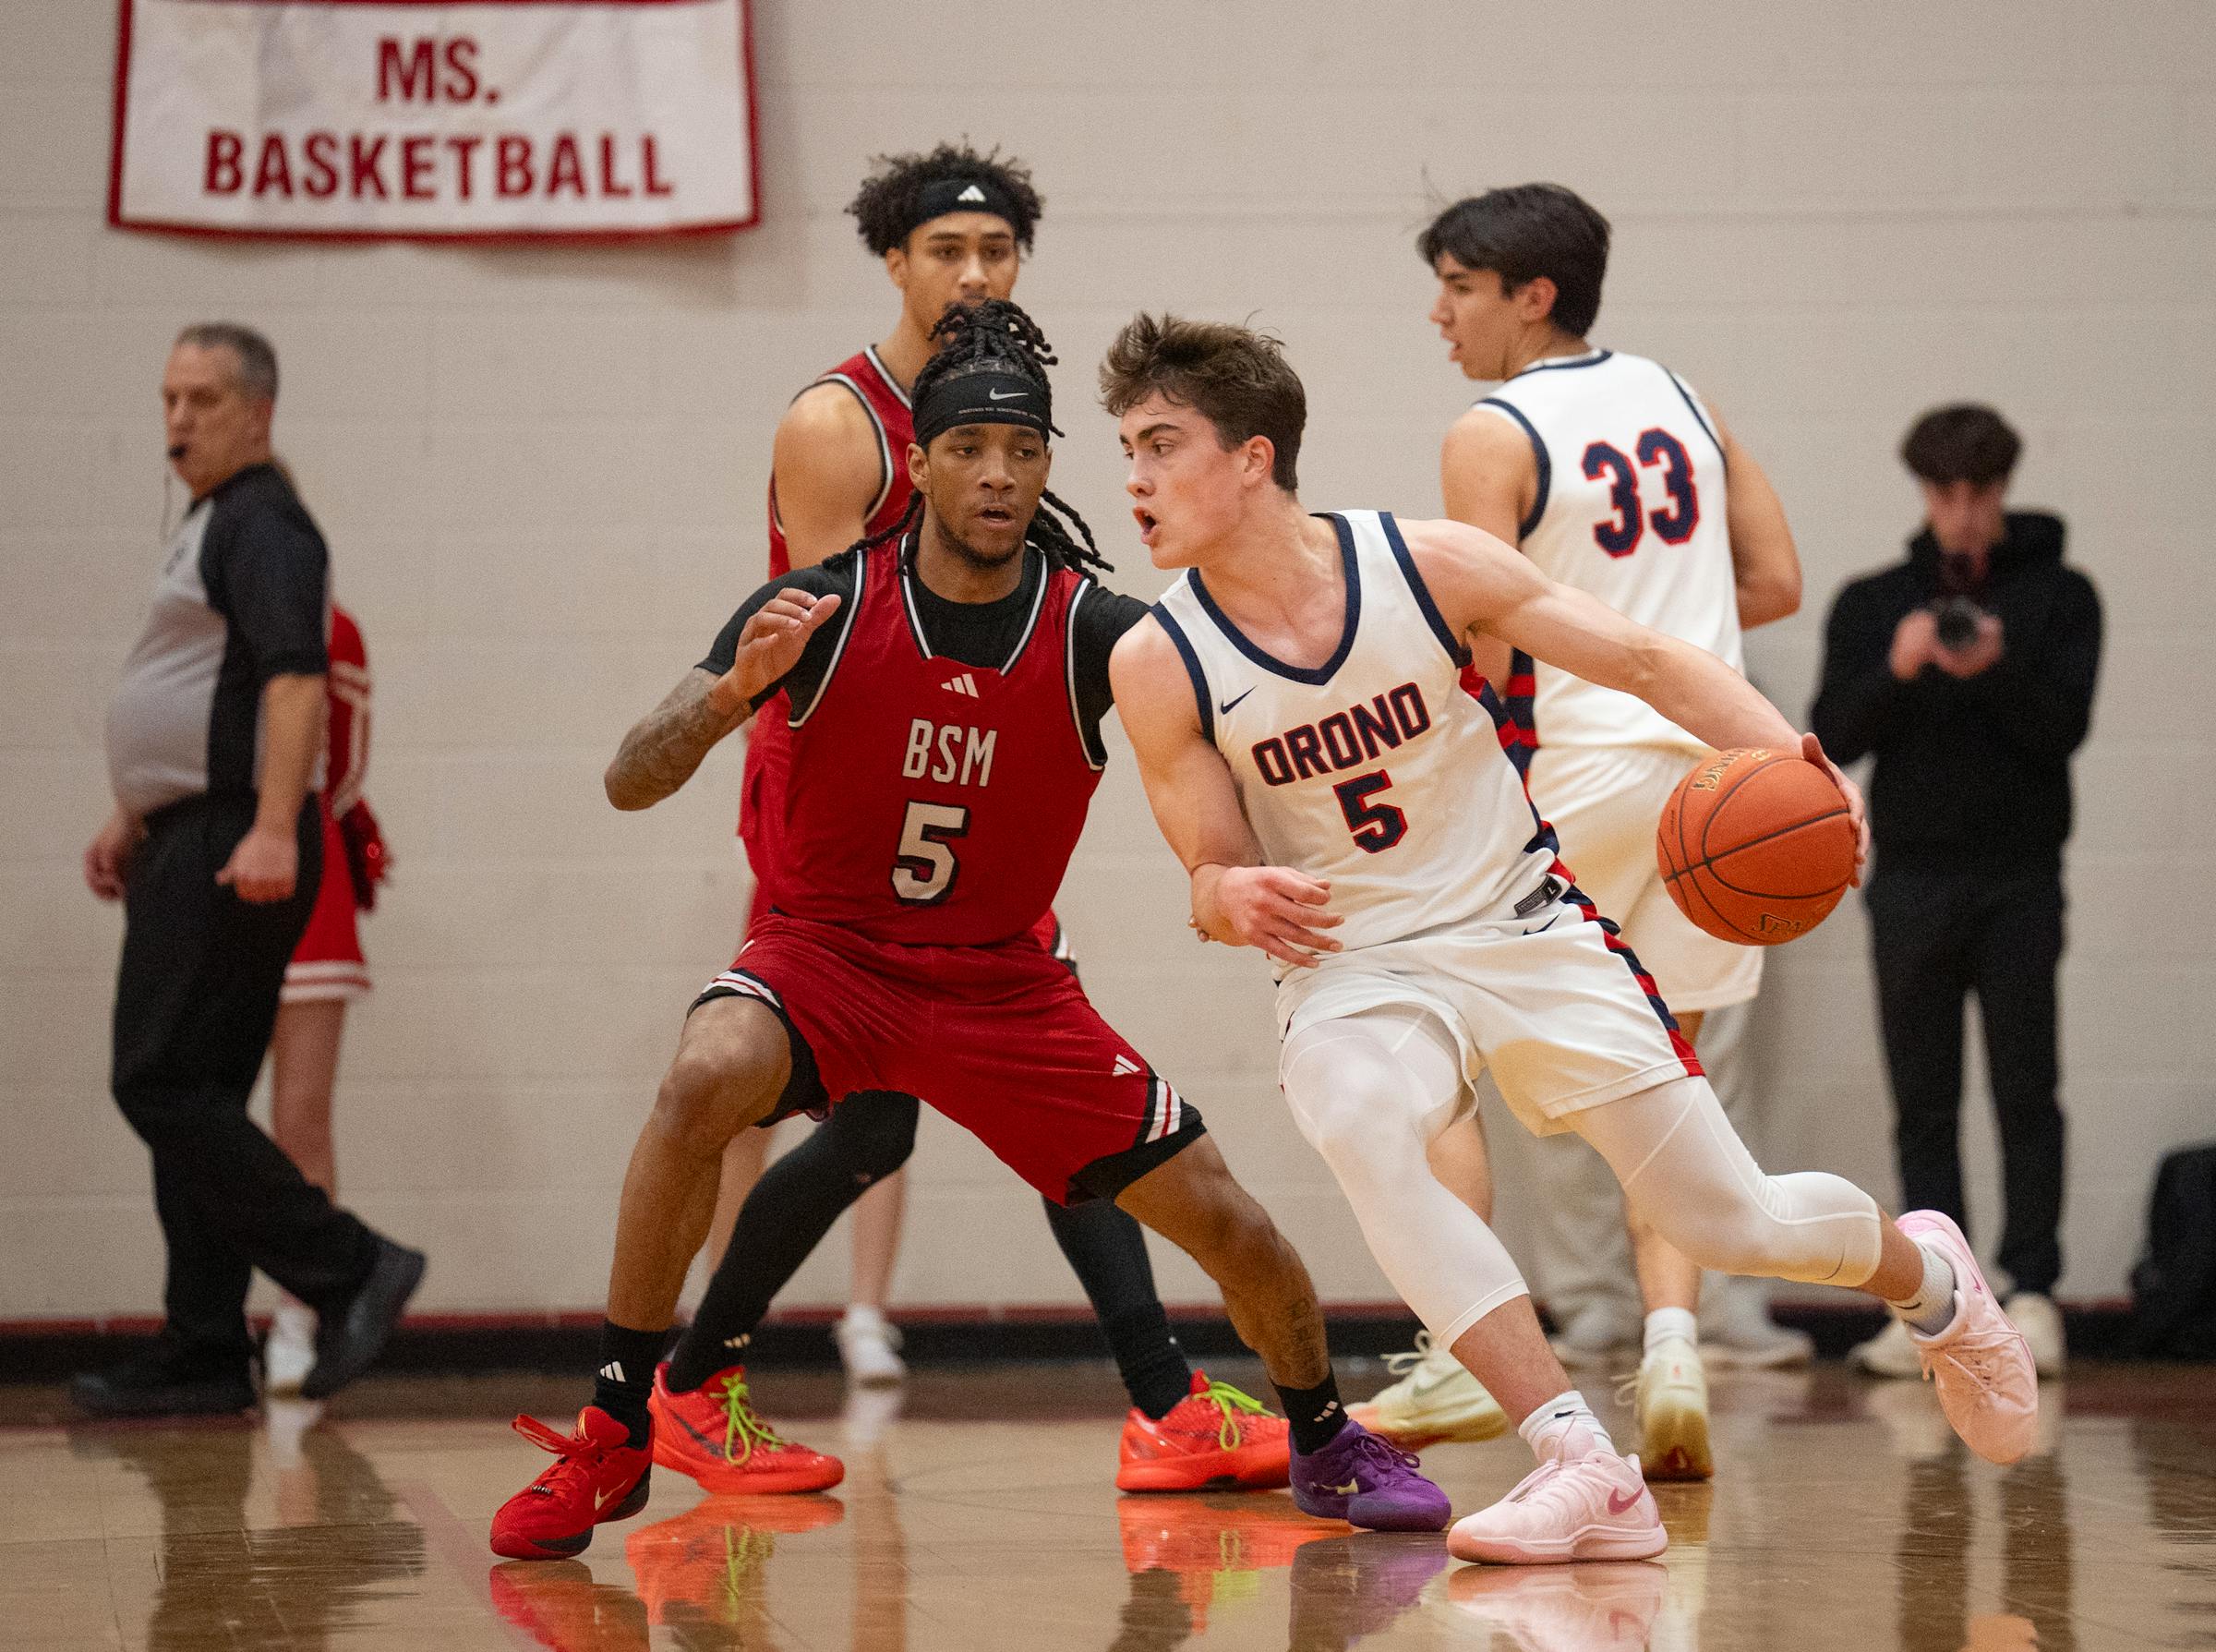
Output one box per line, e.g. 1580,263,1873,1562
845,299,1109,577
847,142,1044,256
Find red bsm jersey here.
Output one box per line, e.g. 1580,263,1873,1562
742,346,917,917
762,542,1105,947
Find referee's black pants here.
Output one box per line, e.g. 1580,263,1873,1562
1865,858,2067,1297
112,791,379,1370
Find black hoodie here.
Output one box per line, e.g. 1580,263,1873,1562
1811,511,2102,870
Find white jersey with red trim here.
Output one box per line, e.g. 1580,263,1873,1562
1477,348,1740,754
1150,510,1557,975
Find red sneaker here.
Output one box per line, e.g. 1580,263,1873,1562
489,1407,653,1560
647,1364,845,1495
1116,1371,1292,1492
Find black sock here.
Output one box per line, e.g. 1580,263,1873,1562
593,1320,668,1446
667,1092,920,1393
1042,1195,1195,1419
1105,1305,1195,1420
1272,1371,1348,1456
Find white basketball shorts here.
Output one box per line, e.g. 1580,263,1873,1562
1275,877,1704,1138
1527,744,1763,1014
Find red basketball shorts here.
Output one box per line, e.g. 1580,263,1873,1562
283,805,367,1004
692,913,1200,1204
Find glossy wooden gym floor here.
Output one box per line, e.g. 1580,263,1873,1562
5,1360,2210,1650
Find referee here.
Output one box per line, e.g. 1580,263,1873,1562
77,324,424,1417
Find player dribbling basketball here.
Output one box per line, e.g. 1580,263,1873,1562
1413,182,1813,1477
1102,314,2038,1564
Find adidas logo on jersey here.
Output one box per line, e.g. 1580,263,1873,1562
942,671,980,698
1112,1055,1142,1077
957,183,987,203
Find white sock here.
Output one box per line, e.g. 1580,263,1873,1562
1644,1307,1699,1356
1885,1244,1957,1335
1519,1390,1610,1462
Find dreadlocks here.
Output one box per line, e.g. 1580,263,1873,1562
842,299,1111,578
847,143,1044,256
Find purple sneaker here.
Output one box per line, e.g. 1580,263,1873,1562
1290,1420,1451,1532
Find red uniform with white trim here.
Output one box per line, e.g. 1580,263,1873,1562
702,541,1194,1202
743,346,915,927
284,604,370,1003
744,344,1069,956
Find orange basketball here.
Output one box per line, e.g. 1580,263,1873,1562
1656,748,1857,946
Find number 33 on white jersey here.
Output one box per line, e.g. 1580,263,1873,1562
1151,510,1559,975
1478,349,1740,755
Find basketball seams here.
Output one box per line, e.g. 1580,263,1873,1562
1692,750,1776,868
1702,813,1854,898
1659,748,1854,945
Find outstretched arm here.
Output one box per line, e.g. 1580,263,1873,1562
1405,516,1867,866
605,586,843,810
1110,621,1343,969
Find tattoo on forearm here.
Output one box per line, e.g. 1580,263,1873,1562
606,670,749,809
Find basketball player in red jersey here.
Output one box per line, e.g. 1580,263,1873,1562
697,146,1285,1486
489,303,1447,1562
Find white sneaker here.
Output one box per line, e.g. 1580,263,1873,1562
835,1306,906,1387
1849,1314,1923,1379
1348,1331,1509,1449
2005,1293,2065,1378
1898,1211,2039,1465
1621,1339,1711,1481
264,1302,317,1397
1548,1303,1640,1370
1448,1443,1668,1565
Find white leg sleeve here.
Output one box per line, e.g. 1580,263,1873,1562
1281,1007,1531,1347
1572,1075,1885,1289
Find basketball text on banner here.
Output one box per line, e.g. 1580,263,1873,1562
109,0,757,241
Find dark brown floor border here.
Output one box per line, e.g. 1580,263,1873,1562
0,1299,2146,1383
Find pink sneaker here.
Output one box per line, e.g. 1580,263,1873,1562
1897,1212,2039,1465
1447,1446,1667,1566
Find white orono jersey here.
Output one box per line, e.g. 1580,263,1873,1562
1151,511,1557,975
1477,348,1741,755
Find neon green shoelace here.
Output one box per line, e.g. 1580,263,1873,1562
1198,1378,1272,1450
712,1371,789,1465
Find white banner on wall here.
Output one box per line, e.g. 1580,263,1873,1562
110,0,757,241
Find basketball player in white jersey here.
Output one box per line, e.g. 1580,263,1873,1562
1100,314,2037,1563
1407,182,1812,1479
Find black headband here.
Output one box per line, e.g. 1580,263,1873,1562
911,368,1053,450
902,175,1019,242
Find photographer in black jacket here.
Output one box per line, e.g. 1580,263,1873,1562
1813,404,2101,1381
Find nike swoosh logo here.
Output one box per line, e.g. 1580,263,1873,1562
986,389,1025,402
1219,687,1255,715
1327,1479,1362,1496
1607,1488,1644,1514
1524,915,1559,936
595,1486,619,1511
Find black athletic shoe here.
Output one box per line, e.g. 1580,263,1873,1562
301,1237,426,1400
70,1351,256,1418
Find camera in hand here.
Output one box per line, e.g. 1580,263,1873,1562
1931,549,1988,651
1933,595,1984,650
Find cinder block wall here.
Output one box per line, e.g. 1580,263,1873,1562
3,1,2208,1319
